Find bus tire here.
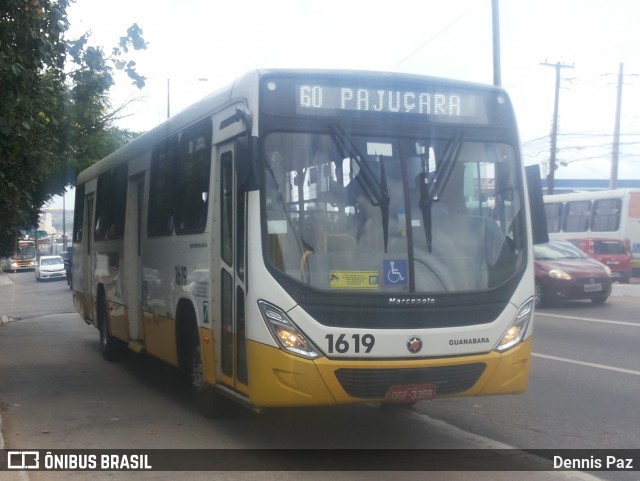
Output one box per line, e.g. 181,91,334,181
177,302,224,417
189,342,220,418
97,289,125,361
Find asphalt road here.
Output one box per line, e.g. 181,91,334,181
1,271,638,481
414,290,640,481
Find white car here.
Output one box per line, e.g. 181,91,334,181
35,255,67,281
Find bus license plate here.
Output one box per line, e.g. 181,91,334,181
584,283,602,293
385,384,436,403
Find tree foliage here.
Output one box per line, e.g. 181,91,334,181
0,0,146,256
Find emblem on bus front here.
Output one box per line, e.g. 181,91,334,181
407,336,423,354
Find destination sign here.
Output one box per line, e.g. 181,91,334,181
295,84,488,123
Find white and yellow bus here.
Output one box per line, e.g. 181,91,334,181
72,69,544,414
1,239,37,272
544,189,640,277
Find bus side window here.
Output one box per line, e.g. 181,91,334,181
175,119,212,235
94,164,127,241
544,202,562,233
591,198,621,232
563,200,590,232
148,138,178,236
73,184,85,242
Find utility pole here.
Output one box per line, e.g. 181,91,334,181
540,61,574,194
610,62,624,190
167,78,171,119
492,0,501,86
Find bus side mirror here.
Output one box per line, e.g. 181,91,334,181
525,164,549,245
225,105,258,192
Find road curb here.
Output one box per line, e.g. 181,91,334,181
612,283,640,297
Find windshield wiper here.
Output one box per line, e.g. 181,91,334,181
418,170,432,252
378,154,390,253
418,132,465,252
332,126,391,252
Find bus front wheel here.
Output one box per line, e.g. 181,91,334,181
97,292,125,361
188,343,222,417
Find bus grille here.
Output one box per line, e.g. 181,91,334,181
334,363,486,399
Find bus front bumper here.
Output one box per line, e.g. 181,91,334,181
246,338,532,408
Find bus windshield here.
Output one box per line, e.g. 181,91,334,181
263,131,526,293
13,242,36,261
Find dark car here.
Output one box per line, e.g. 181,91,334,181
534,241,613,307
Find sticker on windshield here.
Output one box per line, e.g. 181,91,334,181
330,271,379,290
384,260,408,286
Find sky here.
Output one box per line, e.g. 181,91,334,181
48,0,640,209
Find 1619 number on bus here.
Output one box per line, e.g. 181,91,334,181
325,333,375,354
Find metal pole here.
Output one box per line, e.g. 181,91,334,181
548,64,561,195
540,61,574,194
62,191,66,251
167,78,171,119
492,0,501,86
610,62,623,190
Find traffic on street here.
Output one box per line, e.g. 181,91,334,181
1,271,638,480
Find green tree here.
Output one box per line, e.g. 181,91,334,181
0,0,146,257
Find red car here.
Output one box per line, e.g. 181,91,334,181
534,241,613,307
567,238,632,284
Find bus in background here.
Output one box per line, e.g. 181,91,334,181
1,239,37,272
72,69,544,415
544,189,640,278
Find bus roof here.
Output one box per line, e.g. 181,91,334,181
76,69,511,185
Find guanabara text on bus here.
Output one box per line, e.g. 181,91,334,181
71,69,544,415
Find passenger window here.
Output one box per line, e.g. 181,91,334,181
73,184,85,243
94,163,127,241
175,119,212,235
563,200,590,232
544,203,563,233
591,198,621,232
148,138,178,236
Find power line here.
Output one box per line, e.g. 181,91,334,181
393,0,488,69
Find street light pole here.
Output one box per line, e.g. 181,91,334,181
167,78,171,119
166,77,208,119
492,0,501,87
610,62,624,190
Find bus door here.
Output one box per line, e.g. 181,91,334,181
124,174,145,341
82,193,94,321
217,143,248,393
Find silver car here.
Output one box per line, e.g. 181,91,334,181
35,255,67,281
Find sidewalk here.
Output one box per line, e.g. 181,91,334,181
612,280,640,297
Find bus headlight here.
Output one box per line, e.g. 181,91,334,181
495,298,534,352
257,300,321,359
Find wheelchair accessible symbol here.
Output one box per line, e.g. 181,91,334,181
384,260,408,286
